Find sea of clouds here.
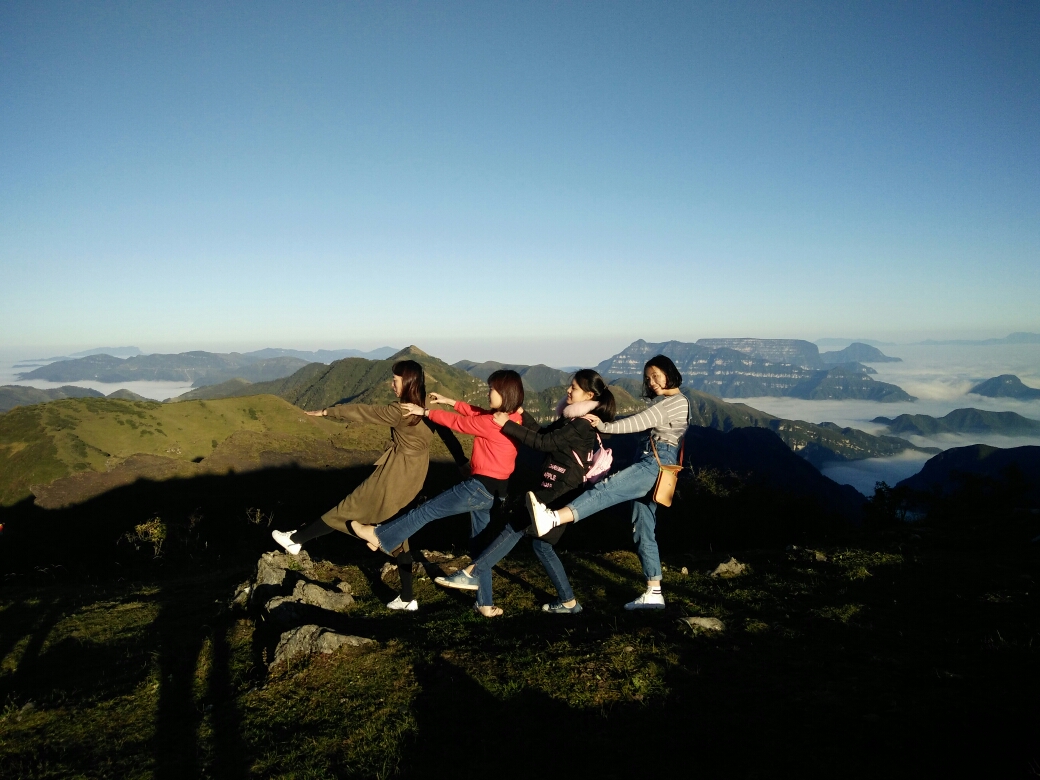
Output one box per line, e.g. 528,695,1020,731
734,343,1040,494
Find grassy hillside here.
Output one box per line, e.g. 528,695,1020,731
0,394,473,507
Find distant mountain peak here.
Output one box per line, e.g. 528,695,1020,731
393,345,429,359
969,374,1040,400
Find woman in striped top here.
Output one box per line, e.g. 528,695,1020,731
527,355,690,610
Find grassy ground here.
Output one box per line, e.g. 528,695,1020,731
1,526,1037,779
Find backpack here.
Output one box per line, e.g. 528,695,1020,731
573,433,612,484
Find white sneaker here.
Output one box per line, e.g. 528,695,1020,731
387,595,418,611
271,529,301,556
624,589,665,610
526,492,559,537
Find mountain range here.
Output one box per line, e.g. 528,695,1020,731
595,339,913,401
174,348,645,422
911,332,1040,346
171,347,932,467
873,408,1040,437
17,352,313,388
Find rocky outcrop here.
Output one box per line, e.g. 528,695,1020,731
240,550,355,625
269,625,375,670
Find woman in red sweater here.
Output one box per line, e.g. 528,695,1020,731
352,370,524,615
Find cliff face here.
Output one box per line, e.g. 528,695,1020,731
696,338,824,369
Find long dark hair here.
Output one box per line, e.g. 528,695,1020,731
393,360,426,426
487,369,524,413
572,368,616,422
642,355,682,399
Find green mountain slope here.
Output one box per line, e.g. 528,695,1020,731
179,347,486,410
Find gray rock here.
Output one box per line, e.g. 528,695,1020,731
251,550,315,607
682,617,725,633
711,557,748,579
292,580,354,611
270,624,376,669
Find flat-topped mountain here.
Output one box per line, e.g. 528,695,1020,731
17,351,312,388
596,339,913,401
969,375,1040,400
821,342,901,364
695,338,824,369
873,408,1040,437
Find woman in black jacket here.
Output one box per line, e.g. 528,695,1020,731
435,369,615,616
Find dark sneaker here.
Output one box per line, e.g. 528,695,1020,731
434,568,479,591
542,600,583,615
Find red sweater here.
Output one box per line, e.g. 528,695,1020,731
428,402,522,480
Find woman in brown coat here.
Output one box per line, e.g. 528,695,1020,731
271,359,465,611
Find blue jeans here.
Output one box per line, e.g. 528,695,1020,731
470,524,575,607
566,440,678,582
375,478,495,554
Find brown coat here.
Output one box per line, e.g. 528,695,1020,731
320,402,433,534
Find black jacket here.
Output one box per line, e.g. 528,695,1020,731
502,414,600,506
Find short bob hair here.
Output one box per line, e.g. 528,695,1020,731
642,355,682,398
487,369,524,414
392,360,426,425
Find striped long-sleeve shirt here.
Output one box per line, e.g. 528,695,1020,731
597,392,690,447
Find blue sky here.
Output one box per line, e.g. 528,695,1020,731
1,1,1037,365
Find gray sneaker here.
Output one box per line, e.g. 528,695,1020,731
543,600,583,615
435,568,479,591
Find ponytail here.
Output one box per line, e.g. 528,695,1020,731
572,369,616,423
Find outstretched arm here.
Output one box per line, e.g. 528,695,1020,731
318,403,404,426
501,418,590,453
